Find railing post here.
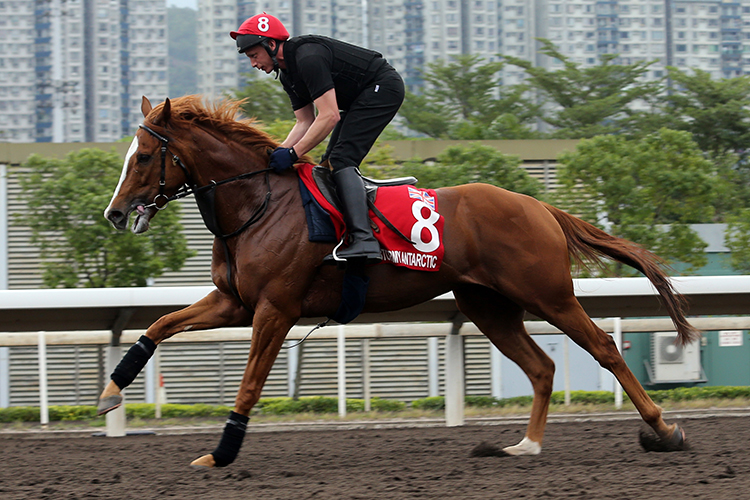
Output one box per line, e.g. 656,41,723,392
337,324,346,418
145,353,155,404
614,317,623,409
105,308,133,437
287,340,299,398
445,319,464,427
37,331,49,427
490,343,502,399
362,337,371,412
428,336,439,397
563,336,571,406
155,349,164,419
105,344,126,437
0,346,8,408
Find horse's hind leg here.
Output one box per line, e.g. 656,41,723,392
533,295,686,450
454,286,555,455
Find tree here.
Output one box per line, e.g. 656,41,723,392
663,67,750,158
399,55,540,139
503,39,663,139
16,149,194,288
376,143,542,198
230,72,295,123
725,209,750,273
552,129,724,275
658,68,750,210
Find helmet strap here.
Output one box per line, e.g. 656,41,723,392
261,39,281,79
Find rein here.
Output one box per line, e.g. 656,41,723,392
138,123,274,310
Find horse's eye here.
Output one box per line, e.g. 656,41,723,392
137,153,152,164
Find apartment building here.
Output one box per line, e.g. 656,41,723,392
0,0,168,143
201,0,502,96
540,0,750,81
6,1,750,140
202,0,368,98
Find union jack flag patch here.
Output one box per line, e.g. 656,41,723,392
407,186,436,211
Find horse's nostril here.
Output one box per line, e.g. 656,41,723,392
107,209,126,226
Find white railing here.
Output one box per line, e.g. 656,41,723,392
2,275,750,434
6,315,750,432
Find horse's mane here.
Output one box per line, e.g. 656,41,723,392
150,95,281,155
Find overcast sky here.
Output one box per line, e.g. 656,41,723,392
167,0,197,9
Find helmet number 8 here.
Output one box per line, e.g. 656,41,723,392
257,16,270,32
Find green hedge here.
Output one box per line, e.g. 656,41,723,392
1,387,749,423
256,397,405,415
0,397,406,423
410,386,750,411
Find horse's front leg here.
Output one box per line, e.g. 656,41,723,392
97,289,251,415
190,300,297,468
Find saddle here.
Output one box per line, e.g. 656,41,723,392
310,165,417,214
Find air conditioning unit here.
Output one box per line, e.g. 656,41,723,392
651,331,702,382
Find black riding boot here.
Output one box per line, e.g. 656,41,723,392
332,167,382,264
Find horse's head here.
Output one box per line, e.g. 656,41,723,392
105,96,188,233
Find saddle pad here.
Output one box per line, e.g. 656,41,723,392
297,163,445,271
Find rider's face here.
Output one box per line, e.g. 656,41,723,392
245,44,274,74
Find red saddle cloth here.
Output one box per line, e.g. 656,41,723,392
297,164,445,271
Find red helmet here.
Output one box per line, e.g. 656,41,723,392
230,13,289,54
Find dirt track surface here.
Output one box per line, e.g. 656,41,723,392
1,415,748,499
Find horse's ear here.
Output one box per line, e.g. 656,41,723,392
159,98,172,125
141,96,152,117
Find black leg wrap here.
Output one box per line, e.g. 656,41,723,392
212,411,249,467
330,271,369,324
110,335,156,390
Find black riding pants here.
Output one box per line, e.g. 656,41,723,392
323,66,405,172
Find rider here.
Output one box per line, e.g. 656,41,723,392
230,13,405,265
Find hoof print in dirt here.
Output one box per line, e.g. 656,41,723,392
470,441,510,457
639,426,689,452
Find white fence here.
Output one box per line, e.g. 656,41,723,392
2,276,750,433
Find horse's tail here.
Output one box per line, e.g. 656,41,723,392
542,202,701,346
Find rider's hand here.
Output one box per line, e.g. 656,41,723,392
269,147,298,173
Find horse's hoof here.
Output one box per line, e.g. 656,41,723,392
639,424,689,452
97,395,123,416
190,454,216,469
501,437,542,456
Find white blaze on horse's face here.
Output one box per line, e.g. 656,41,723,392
105,135,139,217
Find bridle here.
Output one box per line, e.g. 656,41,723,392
138,123,274,239
137,123,276,312
139,124,193,211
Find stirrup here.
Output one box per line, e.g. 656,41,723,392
332,238,347,263
323,239,347,269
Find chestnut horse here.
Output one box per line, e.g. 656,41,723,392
99,96,698,468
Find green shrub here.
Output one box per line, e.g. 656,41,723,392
48,405,98,421
258,397,341,415
411,396,445,410
371,397,406,412
1,387,749,423
496,395,534,407
257,397,405,415
0,406,39,423
550,391,616,405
